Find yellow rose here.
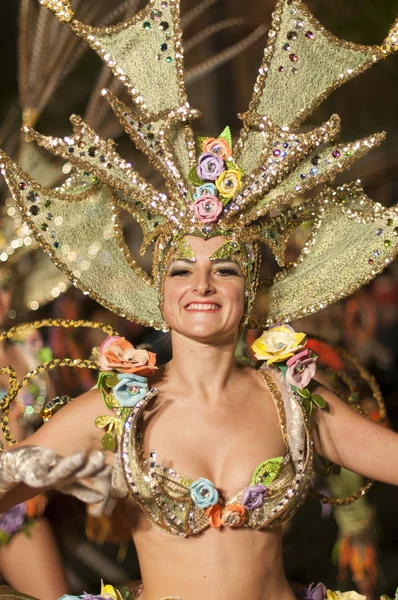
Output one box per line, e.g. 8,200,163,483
326,591,367,600
251,324,306,365
216,169,242,199
101,582,123,600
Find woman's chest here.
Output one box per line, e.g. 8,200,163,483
140,394,286,499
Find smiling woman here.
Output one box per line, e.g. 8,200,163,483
163,236,246,343
0,0,398,598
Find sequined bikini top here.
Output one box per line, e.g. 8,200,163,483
110,365,313,536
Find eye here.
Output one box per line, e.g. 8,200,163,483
169,268,192,277
215,266,240,276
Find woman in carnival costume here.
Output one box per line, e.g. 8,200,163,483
0,0,398,598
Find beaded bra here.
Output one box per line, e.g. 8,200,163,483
108,366,312,536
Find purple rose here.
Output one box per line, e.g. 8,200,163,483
242,484,268,510
0,503,27,536
295,582,327,600
196,152,225,181
285,348,317,390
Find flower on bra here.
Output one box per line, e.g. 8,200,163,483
190,477,219,509
112,373,149,407
295,582,327,600
206,503,223,528
203,137,232,160
242,484,268,510
285,348,318,390
206,503,246,528
99,335,157,376
251,324,307,365
221,503,246,528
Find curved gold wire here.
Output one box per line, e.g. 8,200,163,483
0,319,119,446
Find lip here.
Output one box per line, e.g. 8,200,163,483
184,302,221,312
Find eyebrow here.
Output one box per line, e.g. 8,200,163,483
169,258,239,265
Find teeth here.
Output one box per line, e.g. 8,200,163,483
186,303,220,311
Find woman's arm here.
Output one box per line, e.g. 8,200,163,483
312,382,398,486
0,388,113,512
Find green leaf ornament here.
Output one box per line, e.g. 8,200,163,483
187,165,203,187
251,456,284,486
218,126,232,148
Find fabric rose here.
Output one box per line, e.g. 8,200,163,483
59,583,122,600
216,169,242,199
193,182,218,200
242,484,268,510
285,348,317,390
99,335,157,376
196,152,225,181
295,582,327,600
203,137,232,160
193,195,223,223
326,592,366,600
221,503,246,528
0,503,26,536
251,324,307,364
190,477,219,509
112,373,149,407
206,504,223,528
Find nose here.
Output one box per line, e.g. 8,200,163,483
192,270,215,297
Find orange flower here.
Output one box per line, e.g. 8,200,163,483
221,503,246,528
206,503,223,528
99,335,157,376
203,137,232,160
25,494,47,519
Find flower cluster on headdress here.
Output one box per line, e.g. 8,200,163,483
251,324,326,415
95,335,157,451
188,126,244,224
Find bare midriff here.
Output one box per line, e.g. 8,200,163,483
128,501,296,600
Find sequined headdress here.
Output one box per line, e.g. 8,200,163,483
1,0,397,330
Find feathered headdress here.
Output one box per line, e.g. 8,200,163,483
0,0,397,330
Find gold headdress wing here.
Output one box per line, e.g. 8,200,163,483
0,0,397,328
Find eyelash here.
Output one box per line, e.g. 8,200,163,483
169,267,239,277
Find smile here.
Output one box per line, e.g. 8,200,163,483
185,303,221,312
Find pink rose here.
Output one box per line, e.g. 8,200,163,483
99,335,157,376
192,195,223,223
285,348,317,389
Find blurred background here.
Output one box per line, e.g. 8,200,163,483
0,0,397,598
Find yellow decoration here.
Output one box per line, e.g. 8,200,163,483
101,581,123,600
251,325,306,365
215,169,242,199
326,591,367,600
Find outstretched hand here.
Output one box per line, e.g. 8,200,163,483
0,446,111,504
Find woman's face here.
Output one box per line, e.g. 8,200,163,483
163,235,245,344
